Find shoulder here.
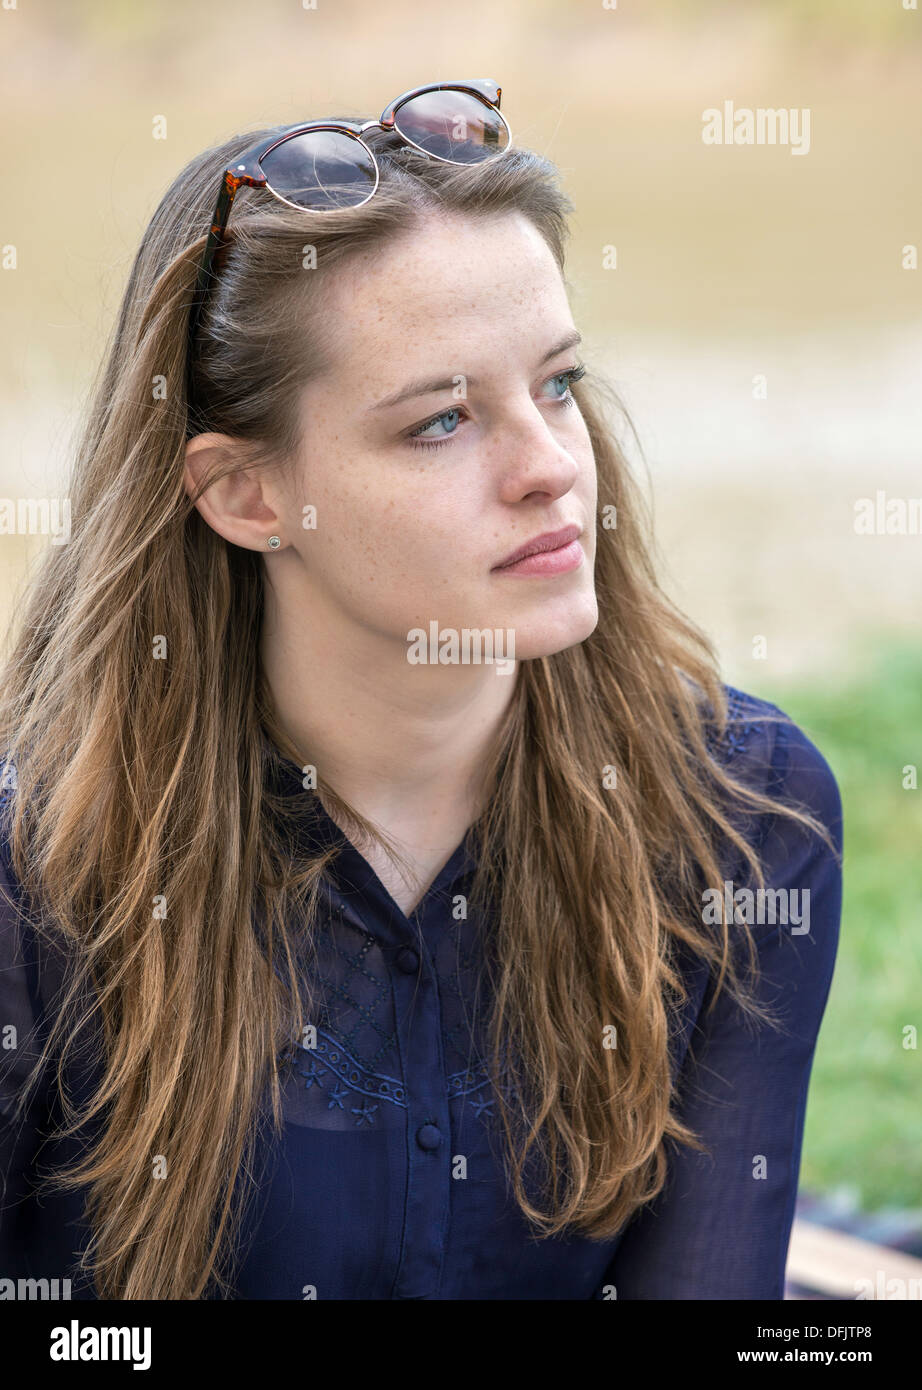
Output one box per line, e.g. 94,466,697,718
0,755,25,910
0,757,51,1107
695,690,844,1015
0,755,48,979
0,756,80,1088
703,683,843,855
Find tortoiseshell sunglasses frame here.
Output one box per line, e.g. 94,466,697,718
187,78,511,352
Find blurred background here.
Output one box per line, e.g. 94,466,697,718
1,0,920,1296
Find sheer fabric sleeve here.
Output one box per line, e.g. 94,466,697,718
595,712,844,1299
0,837,52,1272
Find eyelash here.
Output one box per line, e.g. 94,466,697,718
406,363,587,453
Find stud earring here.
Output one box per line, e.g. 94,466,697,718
267,535,281,549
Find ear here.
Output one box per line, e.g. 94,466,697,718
183,433,286,550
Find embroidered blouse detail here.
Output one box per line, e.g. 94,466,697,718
0,685,843,1299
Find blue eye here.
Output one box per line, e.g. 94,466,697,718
545,370,577,399
407,407,463,450
406,364,586,454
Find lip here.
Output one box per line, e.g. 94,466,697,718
492,523,583,573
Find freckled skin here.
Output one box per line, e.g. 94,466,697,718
278,209,599,658
184,210,600,889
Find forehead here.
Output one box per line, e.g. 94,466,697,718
316,211,572,371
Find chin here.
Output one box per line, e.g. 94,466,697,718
504,591,600,661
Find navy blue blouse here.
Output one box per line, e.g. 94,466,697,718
0,686,843,1299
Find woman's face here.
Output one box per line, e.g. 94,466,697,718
278,209,598,664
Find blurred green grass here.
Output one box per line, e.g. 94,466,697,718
759,639,922,1210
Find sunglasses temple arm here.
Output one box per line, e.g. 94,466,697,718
188,175,238,347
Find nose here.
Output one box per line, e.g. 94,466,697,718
495,402,582,504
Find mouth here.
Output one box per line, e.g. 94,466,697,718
492,523,583,576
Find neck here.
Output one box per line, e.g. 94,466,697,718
259,586,518,847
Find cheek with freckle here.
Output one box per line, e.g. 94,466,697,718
324,490,452,609
296,440,495,627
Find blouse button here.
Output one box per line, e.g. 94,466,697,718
396,947,420,974
416,1123,442,1151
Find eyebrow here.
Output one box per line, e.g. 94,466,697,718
366,330,584,413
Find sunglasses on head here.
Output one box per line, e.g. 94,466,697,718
187,79,513,352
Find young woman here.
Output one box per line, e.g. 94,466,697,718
0,81,842,1300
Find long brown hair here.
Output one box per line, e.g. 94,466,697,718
0,119,836,1299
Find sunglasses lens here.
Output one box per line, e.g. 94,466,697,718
260,129,377,210
394,90,510,162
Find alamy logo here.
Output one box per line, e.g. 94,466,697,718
854,1270,922,1300
0,1276,71,1299
0,497,71,544
853,491,922,534
702,880,811,934
406,622,515,674
702,101,811,155
49,1319,151,1371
